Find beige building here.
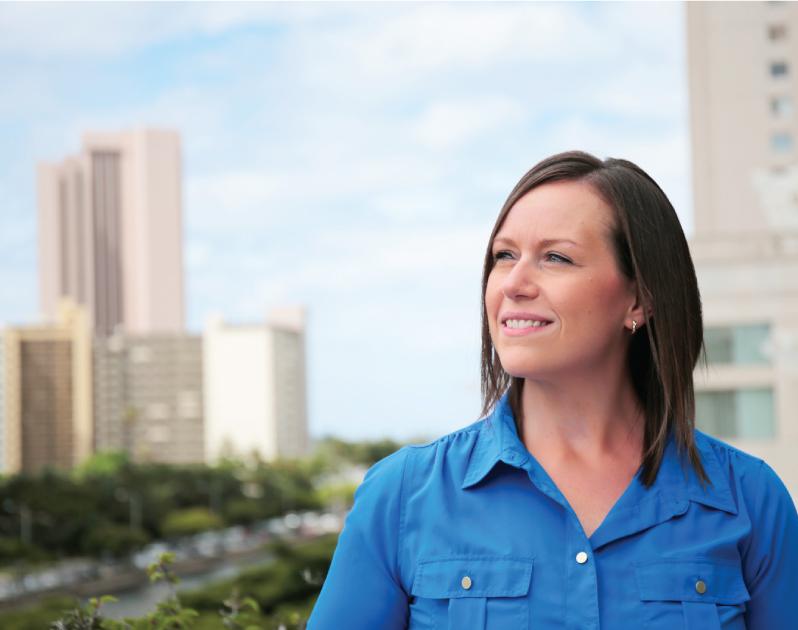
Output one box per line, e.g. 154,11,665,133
0,301,92,474
0,331,6,474
37,129,184,336
93,333,203,465
203,307,309,463
687,2,798,498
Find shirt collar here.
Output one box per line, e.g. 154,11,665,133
461,390,528,490
461,390,737,516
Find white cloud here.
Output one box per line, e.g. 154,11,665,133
186,172,283,231
412,97,525,150
251,222,489,297
313,3,575,80
0,3,323,57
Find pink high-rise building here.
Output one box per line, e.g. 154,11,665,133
37,129,184,335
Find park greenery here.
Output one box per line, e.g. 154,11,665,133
3,536,337,629
0,437,401,566
0,437,404,628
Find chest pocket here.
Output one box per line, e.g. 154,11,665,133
635,559,750,630
410,556,533,630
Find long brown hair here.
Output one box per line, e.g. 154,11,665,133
480,151,707,486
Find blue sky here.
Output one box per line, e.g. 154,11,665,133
0,2,690,441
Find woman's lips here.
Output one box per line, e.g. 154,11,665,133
501,320,553,336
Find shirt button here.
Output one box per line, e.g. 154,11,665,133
461,576,472,590
575,551,589,564
695,580,707,594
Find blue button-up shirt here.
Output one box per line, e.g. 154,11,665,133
308,392,798,629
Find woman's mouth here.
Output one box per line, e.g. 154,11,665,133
502,318,553,335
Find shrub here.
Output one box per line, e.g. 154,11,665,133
81,524,149,558
160,508,223,539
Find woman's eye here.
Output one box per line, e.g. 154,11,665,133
545,252,572,264
493,250,514,261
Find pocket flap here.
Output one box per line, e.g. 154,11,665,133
411,557,534,599
635,560,750,605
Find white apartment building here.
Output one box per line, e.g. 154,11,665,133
203,307,309,463
687,2,798,498
93,333,204,465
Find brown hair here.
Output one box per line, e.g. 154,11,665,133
480,150,707,486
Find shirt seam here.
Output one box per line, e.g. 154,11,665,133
743,459,768,592
405,419,485,450
696,430,766,478
397,444,412,593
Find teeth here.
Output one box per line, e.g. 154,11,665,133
505,319,548,329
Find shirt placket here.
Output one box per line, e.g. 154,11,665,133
524,463,600,630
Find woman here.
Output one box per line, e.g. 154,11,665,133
307,151,798,629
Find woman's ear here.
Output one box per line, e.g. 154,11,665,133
625,285,651,332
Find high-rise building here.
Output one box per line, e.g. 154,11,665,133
203,307,308,463
37,129,184,336
93,333,203,465
0,300,92,474
687,2,798,497
0,331,6,474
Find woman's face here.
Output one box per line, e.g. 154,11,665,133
485,179,639,381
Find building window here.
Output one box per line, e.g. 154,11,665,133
130,346,153,363
771,94,793,117
696,389,775,439
145,402,170,420
768,24,788,41
703,324,771,364
771,131,794,152
770,61,789,77
148,425,171,443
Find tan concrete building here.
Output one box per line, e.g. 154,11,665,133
0,301,92,474
37,129,184,336
203,307,309,463
0,331,6,474
687,2,798,498
93,333,203,465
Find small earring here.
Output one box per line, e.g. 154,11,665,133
631,320,638,334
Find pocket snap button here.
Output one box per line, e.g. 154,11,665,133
461,576,472,590
695,580,707,594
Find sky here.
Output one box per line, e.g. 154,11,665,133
0,2,690,442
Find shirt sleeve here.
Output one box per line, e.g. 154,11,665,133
743,460,798,630
307,447,411,630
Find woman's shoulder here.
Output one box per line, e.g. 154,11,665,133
360,417,490,496
693,429,795,515
405,416,488,456
694,429,765,478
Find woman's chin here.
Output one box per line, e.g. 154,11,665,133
500,365,548,381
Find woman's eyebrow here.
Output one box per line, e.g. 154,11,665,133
539,237,579,248
493,236,579,247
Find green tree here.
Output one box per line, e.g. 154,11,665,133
161,508,223,538
81,523,149,558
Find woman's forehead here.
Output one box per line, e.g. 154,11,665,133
496,181,616,242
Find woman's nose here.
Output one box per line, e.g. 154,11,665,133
502,259,539,300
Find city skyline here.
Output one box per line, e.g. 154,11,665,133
0,2,689,441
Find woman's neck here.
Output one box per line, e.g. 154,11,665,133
518,370,644,463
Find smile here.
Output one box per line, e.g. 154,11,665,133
501,319,553,335
505,319,549,329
